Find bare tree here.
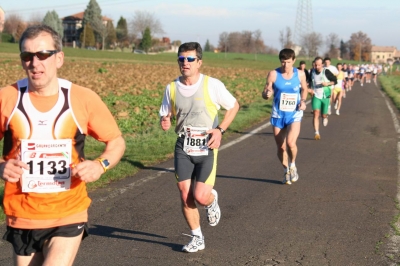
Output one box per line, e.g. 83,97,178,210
28,12,43,26
91,20,110,50
130,11,164,38
253,29,262,60
4,14,25,42
279,27,293,49
300,32,323,58
348,31,372,62
325,32,340,59
218,32,229,57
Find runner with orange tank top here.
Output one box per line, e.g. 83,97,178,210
0,24,125,266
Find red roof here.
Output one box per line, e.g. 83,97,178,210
62,12,112,21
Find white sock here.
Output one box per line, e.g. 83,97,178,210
315,131,319,134
191,227,203,238
289,162,296,169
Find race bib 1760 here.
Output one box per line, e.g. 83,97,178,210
20,139,72,193
279,93,298,112
183,126,209,156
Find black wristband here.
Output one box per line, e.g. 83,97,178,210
216,126,225,135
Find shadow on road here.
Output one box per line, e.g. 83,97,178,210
89,224,183,252
217,174,282,185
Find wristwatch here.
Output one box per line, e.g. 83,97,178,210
216,126,225,135
96,158,110,173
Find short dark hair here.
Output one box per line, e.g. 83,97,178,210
314,56,323,63
279,48,296,60
299,60,306,65
19,24,62,52
323,57,331,62
336,63,342,67
178,42,203,60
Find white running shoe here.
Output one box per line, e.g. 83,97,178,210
323,117,328,127
343,94,346,98
282,172,291,185
290,167,299,183
205,189,221,226
336,110,340,116
334,101,338,110
327,106,331,115
182,234,205,253
361,83,363,87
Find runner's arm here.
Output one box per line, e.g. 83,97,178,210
298,71,308,111
323,69,337,86
262,70,276,100
72,135,125,183
159,84,172,131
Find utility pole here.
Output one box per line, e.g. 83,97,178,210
294,0,313,52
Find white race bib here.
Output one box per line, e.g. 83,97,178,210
279,93,298,112
183,126,209,156
21,139,72,193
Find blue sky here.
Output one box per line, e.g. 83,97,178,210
1,0,399,52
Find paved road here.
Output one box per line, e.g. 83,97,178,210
0,80,399,266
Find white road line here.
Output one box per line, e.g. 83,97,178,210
96,100,312,202
378,88,400,262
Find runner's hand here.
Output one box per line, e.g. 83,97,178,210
298,101,306,111
206,129,222,149
161,113,171,131
0,159,29,183
72,160,104,183
262,89,273,99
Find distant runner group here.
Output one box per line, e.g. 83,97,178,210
262,49,383,187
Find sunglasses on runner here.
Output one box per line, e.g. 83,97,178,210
178,56,197,63
20,50,59,62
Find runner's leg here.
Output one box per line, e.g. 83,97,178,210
286,121,301,163
41,233,83,266
273,126,288,170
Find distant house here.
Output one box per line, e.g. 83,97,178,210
61,12,112,47
370,46,400,64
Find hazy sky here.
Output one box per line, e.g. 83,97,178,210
1,0,399,52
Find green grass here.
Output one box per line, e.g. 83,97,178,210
379,73,400,110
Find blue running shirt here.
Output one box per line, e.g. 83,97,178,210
271,67,303,119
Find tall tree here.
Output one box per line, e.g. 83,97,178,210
325,33,340,59
279,27,293,49
82,0,102,47
139,27,152,53
116,16,128,46
130,11,164,38
42,10,64,39
339,39,349,60
300,32,323,58
80,23,95,47
106,20,116,49
348,31,372,62
204,39,211,52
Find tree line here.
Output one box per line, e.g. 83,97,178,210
0,0,374,58
279,26,373,61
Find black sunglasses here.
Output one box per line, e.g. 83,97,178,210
20,50,59,62
178,56,198,63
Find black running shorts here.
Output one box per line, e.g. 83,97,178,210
3,222,89,256
174,136,218,185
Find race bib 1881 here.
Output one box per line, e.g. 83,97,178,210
183,126,209,156
20,139,72,193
